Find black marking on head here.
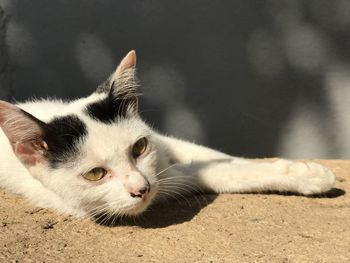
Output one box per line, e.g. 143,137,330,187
43,115,87,167
88,67,139,123
85,91,137,124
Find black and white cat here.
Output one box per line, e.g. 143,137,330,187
0,51,335,218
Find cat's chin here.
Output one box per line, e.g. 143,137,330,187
121,202,149,216
90,200,149,223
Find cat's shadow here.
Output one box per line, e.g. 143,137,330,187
95,194,218,228
95,187,345,228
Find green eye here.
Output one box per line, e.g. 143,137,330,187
132,137,148,158
82,167,107,181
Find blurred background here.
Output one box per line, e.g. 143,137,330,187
0,0,349,159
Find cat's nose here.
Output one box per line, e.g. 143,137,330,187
129,185,150,198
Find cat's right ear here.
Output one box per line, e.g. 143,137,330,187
0,101,48,166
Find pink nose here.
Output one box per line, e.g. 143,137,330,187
129,185,150,198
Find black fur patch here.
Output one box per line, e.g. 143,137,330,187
43,115,87,167
85,94,136,123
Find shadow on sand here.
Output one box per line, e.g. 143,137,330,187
95,187,345,228
257,187,346,199
95,194,218,228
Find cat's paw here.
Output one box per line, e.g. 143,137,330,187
275,160,336,195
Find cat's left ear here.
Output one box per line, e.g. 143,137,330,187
111,50,137,81
96,50,139,114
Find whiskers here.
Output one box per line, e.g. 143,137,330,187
153,164,206,208
157,176,205,208
86,202,133,226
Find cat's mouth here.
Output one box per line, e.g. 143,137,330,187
121,186,158,215
88,185,159,221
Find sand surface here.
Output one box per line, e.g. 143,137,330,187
0,160,349,262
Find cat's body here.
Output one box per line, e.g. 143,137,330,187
0,51,335,219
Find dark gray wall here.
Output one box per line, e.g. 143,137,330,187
1,0,350,158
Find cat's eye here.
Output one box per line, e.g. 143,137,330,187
82,167,107,181
132,137,148,158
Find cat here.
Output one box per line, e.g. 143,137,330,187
0,51,336,219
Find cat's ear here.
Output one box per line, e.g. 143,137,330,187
109,50,138,113
0,101,48,166
96,51,139,114
111,50,137,81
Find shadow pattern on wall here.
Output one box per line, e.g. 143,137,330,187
1,0,350,158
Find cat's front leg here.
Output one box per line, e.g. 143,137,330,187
154,134,335,195
168,159,336,195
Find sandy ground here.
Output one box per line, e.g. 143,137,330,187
0,160,349,263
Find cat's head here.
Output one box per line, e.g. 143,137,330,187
0,51,160,217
